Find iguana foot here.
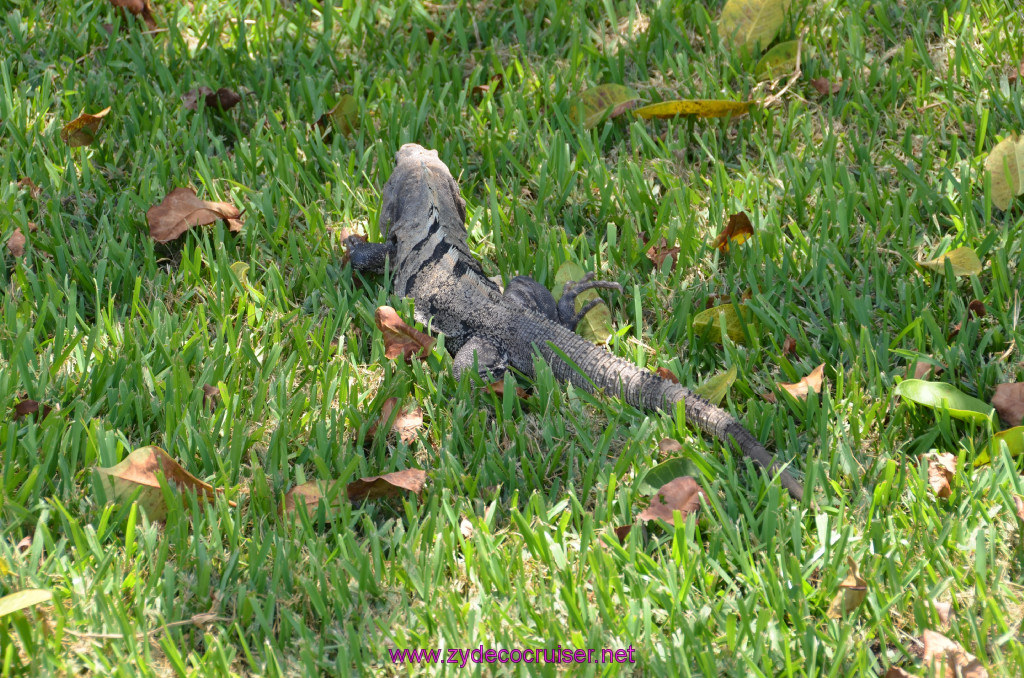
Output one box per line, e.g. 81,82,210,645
346,236,393,274
557,272,623,331
452,336,509,383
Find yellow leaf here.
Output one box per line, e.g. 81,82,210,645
633,99,752,119
918,246,982,277
60,106,111,147
572,84,640,129
719,0,791,56
974,426,1024,466
0,589,52,618
694,366,738,406
983,133,1024,210
692,303,753,344
754,40,800,80
827,557,867,618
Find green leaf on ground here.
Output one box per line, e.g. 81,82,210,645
695,366,738,405
553,261,612,342
692,303,753,344
754,40,800,79
572,84,639,129
918,246,983,276
893,379,995,425
0,589,52,618
719,0,791,56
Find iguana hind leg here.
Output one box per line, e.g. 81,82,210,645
452,336,509,383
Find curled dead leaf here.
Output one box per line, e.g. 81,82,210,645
712,211,754,253
827,556,868,618
95,445,233,521
7,228,27,258
921,629,988,678
1014,494,1024,522
657,438,683,457
967,300,986,318
374,306,435,361
16,178,41,198
925,451,956,499
146,187,243,243
637,476,707,524
655,367,679,383
183,87,242,112
61,107,111,147
367,397,424,445
991,382,1024,426
484,381,530,399
645,237,680,269
810,77,841,95
782,335,797,357
13,399,53,421
775,363,825,400
911,358,944,380
347,469,426,502
459,517,474,539
614,525,633,543
109,0,157,29
202,384,220,413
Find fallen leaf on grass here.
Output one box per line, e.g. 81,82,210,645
17,178,41,198
572,84,640,129
922,629,988,678
694,366,738,406
553,261,612,343
374,306,435,361
884,668,913,678
645,237,680,269
614,525,633,543
692,303,754,345
61,107,111,147
109,0,156,29
459,517,474,539
367,397,423,445
147,187,243,242
7,228,27,258
712,211,754,253
633,99,751,119
991,382,1024,425
0,589,52,618
925,451,957,499
655,367,679,383
202,384,220,412
974,426,1024,466
658,439,683,458
322,93,359,136
766,363,824,402
967,300,986,318
12,398,53,421
182,87,242,112
827,556,867,618
718,0,790,55
911,359,944,380
637,476,707,524
96,445,233,521
918,247,983,277
1014,495,1024,522
485,380,530,399
1008,60,1024,85
755,40,800,80
983,133,1023,211
924,599,952,627
782,335,797,357
893,380,995,425
347,469,427,502
809,77,841,95
282,480,343,516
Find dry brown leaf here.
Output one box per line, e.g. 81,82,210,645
146,187,242,243
7,228,27,258
374,306,435,361
95,445,233,521
967,300,986,318
202,384,220,413
924,599,952,627
484,381,530,399
183,87,241,112
1014,494,1024,522
712,212,754,253
109,0,156,29
926,452,957,499
347,469,426,502
13,399,52,421
991,383,1024,426
459,517,474,539
658,438,683,457
776,363,825,399
782,335,797,357
911,359,944,380
614,525,633,543
922,629,988,678
637,476,707,523
884,669,914,678
367,397,423,445
282,481,333,516
656,367,679,383
645,237,680,269
1008,59,1024,85
61,107,111,147
810,77,841,95
16,178,41,198
827,556,868,618
15,536,32,554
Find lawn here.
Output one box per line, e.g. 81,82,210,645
1,0,1023,675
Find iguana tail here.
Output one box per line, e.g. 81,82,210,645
515,314,805,501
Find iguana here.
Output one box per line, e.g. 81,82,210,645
346,144,804,500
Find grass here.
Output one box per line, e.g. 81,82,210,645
1,0,1023,675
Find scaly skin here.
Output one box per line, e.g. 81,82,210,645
347,144,804,500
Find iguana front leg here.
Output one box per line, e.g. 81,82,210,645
346,236,393,274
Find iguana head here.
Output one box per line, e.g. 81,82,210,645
379,143,467,242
